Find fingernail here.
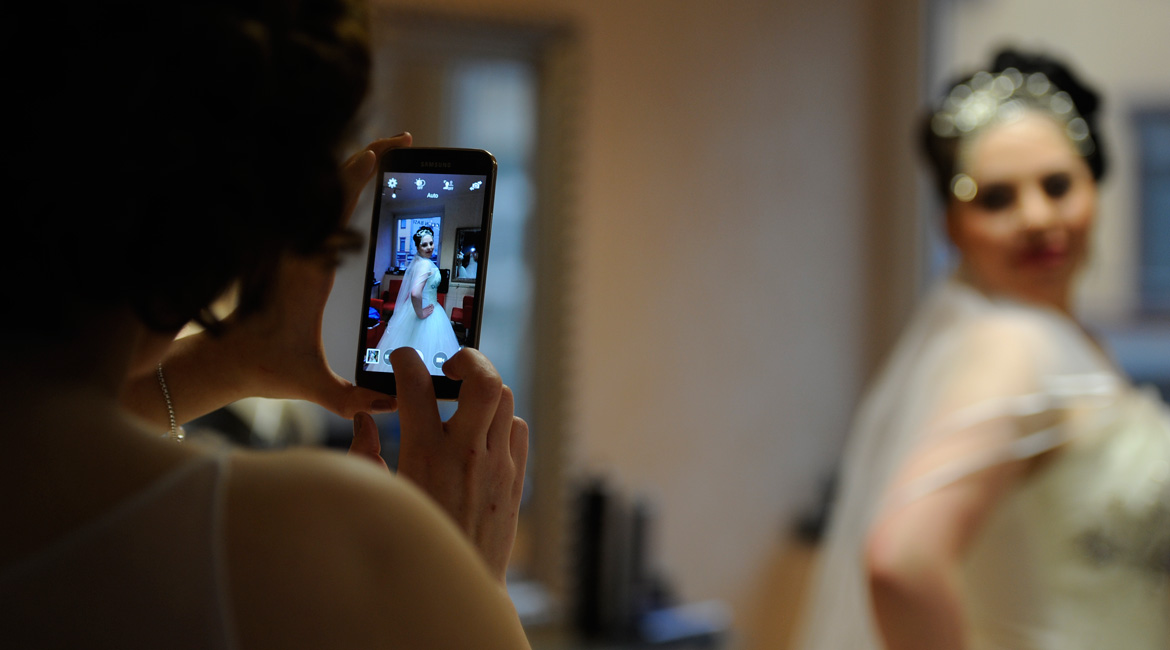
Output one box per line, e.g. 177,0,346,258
371,399,394,410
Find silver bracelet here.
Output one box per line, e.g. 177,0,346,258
156,362,185,442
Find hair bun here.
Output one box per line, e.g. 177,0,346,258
991,48,1101,121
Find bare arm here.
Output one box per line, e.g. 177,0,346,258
410,269,434,319
866,456,1031,650
865,316,1053,650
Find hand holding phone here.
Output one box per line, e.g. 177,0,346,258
354,147,497,399
388,346,529,583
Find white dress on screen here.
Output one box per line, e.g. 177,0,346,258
366,256,460,374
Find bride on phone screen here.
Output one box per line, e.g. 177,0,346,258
367,226,460,373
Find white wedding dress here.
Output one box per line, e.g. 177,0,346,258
797,277,1170,650
365,257,460,374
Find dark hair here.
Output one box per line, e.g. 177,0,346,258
919,48,1108,202
413,226,435,248
10,0,370,335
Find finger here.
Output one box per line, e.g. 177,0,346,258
485,385,516,453
348,412,389,470
442,348,504,447
339,149,375,217
339,133,413,222
310,371,397,419
350,412,380,455
392,346,443,441
340,133,413,188
366,132,411,159
510,417,530,497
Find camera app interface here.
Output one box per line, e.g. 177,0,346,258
362,171,488,376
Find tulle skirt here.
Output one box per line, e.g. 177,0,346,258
365,306,461,375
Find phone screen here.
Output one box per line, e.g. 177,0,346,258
355,148,495,398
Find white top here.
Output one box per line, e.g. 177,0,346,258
0,451,237,649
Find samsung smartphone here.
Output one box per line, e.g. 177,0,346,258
354,147,496,399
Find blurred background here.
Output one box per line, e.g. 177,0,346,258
191,0,1169,647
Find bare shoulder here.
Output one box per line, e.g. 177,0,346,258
942,308,1068,389
222,447,529,650
959,306,1057,354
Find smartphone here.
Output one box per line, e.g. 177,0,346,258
354,147,496,399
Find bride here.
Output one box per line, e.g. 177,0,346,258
797,49,1169,650
367,225,461,373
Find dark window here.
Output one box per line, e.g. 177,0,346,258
1136,108,1170,316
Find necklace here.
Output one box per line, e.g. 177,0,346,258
156,363,185,442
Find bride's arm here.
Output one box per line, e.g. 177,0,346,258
865,316,1053,650
410,267,435,319
866,455,1031,650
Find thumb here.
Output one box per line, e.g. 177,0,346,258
313,371,397,420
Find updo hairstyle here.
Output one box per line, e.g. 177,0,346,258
413,226,435,249
919,48,1108,203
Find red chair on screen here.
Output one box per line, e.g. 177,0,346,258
451,295,475,332
366,319,386,349
380,279,403,318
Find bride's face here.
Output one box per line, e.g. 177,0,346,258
946,111,1098,311
418,234,435,259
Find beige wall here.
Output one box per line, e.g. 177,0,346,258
573,0,872,622
325,0,925,637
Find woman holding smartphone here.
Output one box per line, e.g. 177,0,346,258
2,1,530,648
798,49,1169,650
